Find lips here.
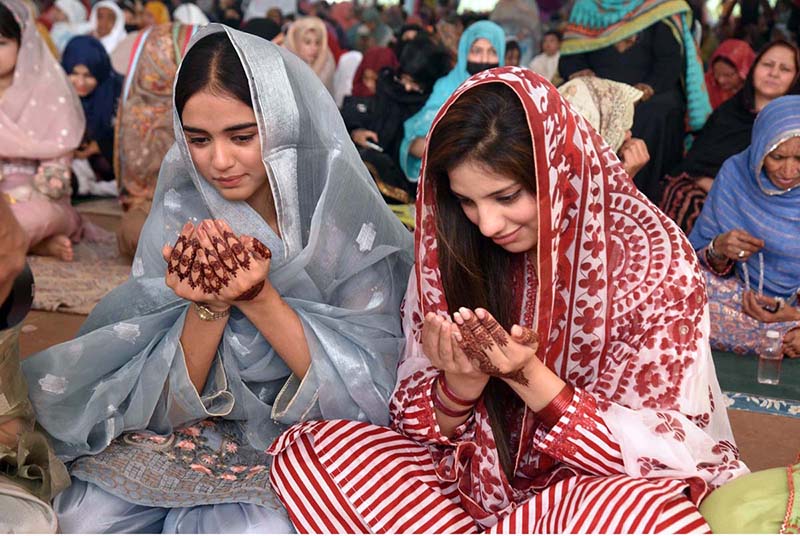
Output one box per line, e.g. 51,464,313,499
773,176,800,189
214,174,245,187
492,228,520,245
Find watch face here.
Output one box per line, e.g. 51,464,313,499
195,304,213,320
195,303,228,321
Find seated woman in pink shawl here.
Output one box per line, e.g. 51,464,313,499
283,17,335,94
0,0,86,261
267,68,749,532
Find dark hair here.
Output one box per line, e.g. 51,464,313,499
505,39,520,53
398,36,449,92
174,32,252,120
543,30,562,42
426,82,535,480
711,55,737,71
740,39,800,111
0,2,21,45
241,17,282,41
397,23,424,40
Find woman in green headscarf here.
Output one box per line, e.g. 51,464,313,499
398,20,505,181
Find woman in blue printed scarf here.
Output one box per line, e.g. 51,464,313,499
689,95,800,358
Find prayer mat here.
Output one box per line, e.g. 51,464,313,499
714,351,800,419
27,230,129,315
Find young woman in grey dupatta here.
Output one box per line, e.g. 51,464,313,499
22,25,412,533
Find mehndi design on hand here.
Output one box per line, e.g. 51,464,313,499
177,238,200,282
456,311,530,386
168,235,188,275
514,326,537,346
168,222,271,300
212,235,238,276
225,231,251,270
250,238,272,260
458,314,504,376
235,281,265,301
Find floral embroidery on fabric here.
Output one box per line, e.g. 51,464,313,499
122,422,267,481
390,67,746,530
694,441,742,487
69,418,281,509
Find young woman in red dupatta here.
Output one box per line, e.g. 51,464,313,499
267,67,749,533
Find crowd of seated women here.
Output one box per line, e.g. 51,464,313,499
1,0,799,532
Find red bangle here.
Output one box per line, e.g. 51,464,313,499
704,248,733,276
432,382,473,418
437,372,481,407
536,384,575,428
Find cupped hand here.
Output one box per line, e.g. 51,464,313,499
162,222,229,310
453,307,539,386
742,290,800,323
422,312,488,382
195,219,272,304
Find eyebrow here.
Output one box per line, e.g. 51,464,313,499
182,122,258,134
453,185,519,199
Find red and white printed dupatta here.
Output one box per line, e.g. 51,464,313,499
399,67,747,504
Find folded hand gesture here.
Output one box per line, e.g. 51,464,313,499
163,220,272,308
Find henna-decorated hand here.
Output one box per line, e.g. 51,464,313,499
422,312,489,403
162,222,229,310
423,313,488,378
453,307,539,386
195,219,272,305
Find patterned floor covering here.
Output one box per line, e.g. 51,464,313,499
713,351,800,418
28,229,129,315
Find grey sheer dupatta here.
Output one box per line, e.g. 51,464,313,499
23,25,413,461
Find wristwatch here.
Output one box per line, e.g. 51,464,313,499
193,302,230,321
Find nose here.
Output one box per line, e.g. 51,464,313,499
211,141,235,171
475,204,505,238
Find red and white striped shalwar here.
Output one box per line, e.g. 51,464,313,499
269,384,711,534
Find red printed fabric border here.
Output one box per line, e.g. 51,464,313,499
783,461,800,534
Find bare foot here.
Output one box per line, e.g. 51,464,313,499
31,234,74,261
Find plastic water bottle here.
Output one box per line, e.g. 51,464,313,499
757,330,783,385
